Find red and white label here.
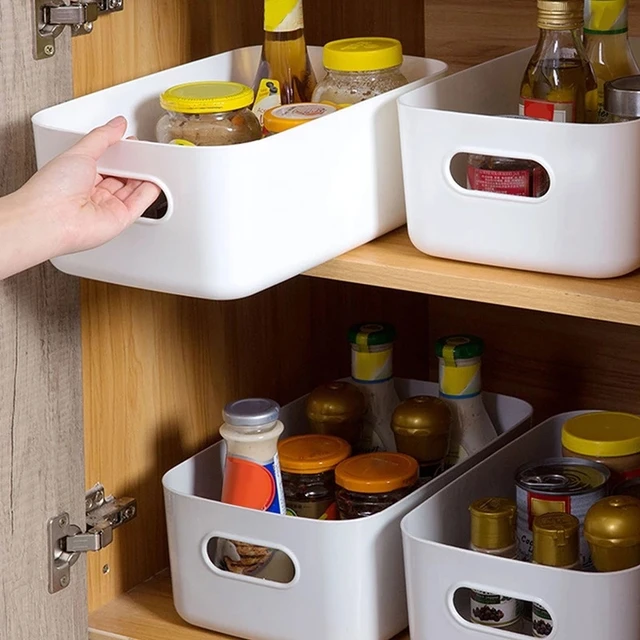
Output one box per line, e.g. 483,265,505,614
519,98,575,123
467,166,544,197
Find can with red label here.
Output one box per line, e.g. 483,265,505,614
515,457,609,569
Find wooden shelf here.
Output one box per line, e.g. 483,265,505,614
306,228,640,327
88,572,410,640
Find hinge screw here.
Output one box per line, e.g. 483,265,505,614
58,515,68,528
102,564,110,575
60,575,69,588
43,44,54,56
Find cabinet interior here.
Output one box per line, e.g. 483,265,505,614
74,0,640,636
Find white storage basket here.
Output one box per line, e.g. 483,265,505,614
398,44,640,278
31,47,446,300
401,410,640,640
163,378,532,640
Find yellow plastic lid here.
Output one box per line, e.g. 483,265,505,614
278,435,351,473
562,412,640,458
263,103,336,133
160,81,254,114
335,452,418,493
323,37,404,73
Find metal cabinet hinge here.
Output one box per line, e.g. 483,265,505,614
47,483,137,594
34,0,124,60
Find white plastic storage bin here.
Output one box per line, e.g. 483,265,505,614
163,378,532,640
402,410,640,640
398,44,640,279
32,47,447,300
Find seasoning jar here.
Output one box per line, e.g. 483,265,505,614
263,103,336,135
278,434,351,520
561,411,640,485
604,76,640,122
391,396,451,480
334,452,418,519
306,381,366,448
156,81,262,146
311,37,409,108
584,495,640,571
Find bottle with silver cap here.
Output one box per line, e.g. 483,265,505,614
604,75,640,122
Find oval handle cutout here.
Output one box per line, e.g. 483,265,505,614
206,536,296,585
141,190,169,220
451,153,550,198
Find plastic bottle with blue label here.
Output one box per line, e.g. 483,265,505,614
436,335,497,467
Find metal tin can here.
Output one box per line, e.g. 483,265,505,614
515,457,610,568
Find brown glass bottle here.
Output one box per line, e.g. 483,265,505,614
253,0,317,105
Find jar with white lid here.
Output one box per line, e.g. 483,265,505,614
312,37,409,109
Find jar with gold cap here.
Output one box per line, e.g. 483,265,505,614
561,411,640,486
334,452,418,519
531,512,580,638
156,81,262,146
278,435,352,520
469,498,522,631
584,495,640,571
306,381,366,448
391,396,451,480
312,37,409,109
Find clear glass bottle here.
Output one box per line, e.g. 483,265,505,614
584,0,639,121
435,335,497,468
604,75,640,121
520,0,598,123
348,322,401,454
252,0,316,106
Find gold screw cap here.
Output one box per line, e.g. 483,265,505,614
537,0,585,29
470,497,517,551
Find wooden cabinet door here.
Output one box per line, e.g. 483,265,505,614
0,2,87,639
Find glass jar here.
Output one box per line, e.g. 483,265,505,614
335,452,418,519
604,76,640,122
312,37,409,108
467,153,550,198
278,434,351,520
263,103,336,135
156,81,262,146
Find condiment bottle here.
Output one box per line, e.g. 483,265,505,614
278,434,351,520
348,323,400,453
391,396,451,480
435,335,497,466
531,513,581,638
604,75,640,122
305,381,366,448
584,495,640,571
469,498,522,631
520,0,598,123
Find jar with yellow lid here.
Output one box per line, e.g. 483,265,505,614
584,495,640,571
391,396,451,480
334,452,418,519
278,434,351,520
561,411,640,485
311,37,409,109
263,103,336,135
156,81,262,146
306,381,366,448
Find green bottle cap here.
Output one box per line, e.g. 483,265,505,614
348,322,396,347
435,335,484,360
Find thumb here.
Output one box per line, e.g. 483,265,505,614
65,116,128,161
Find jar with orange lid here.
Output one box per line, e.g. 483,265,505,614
561,412,640,485
278,434,351,520
263,103,336,136
335,452,419,519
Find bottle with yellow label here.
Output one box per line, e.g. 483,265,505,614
436,335,497,467
348,323,400,454
253,0,316,106
584,0,640,121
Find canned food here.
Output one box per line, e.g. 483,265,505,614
515,457,609,568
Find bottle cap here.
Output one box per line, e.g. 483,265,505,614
469,498,516,551
604,76,640,119
435,335,484,362
323,37,404,72
263,103,336,133
537,0,584,30
562,411,640,458
533,512,580,567
278,435,352,473
160,81,254,114
306,381,366,423
348,322,396,348
222,398,280,427
335,453,418,493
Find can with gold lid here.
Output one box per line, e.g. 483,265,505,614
584,495,640,571
306,381,366,448
335,452,418,519
278,434,352,520
469,497,522,630
391,396,451,480
562,411,640,485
